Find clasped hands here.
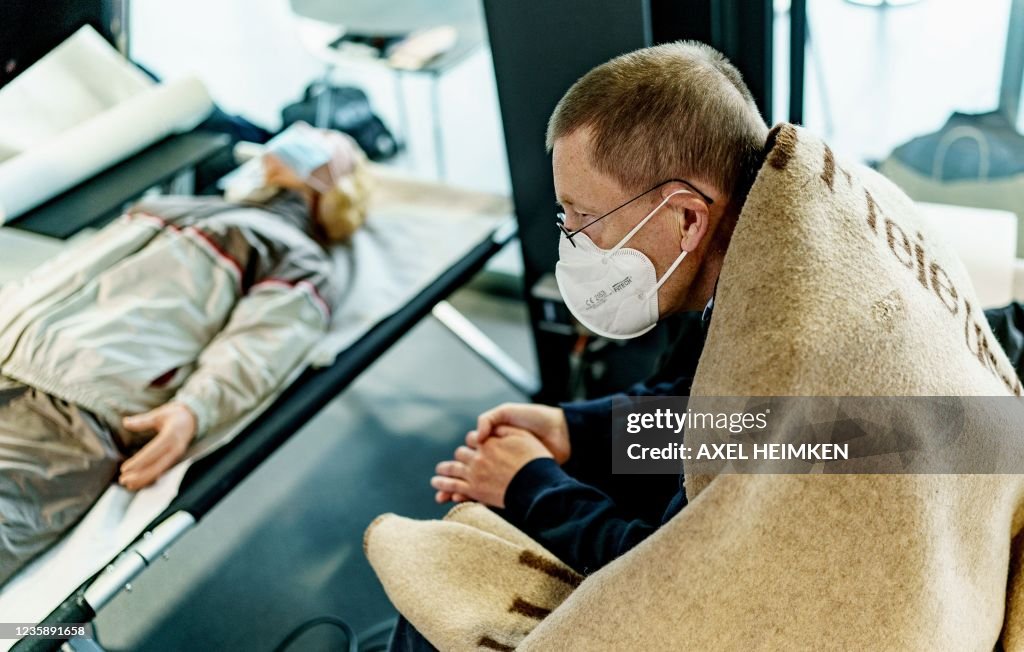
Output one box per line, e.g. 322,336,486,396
431,403,570,509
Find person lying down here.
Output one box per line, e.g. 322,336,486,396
0,124,370,585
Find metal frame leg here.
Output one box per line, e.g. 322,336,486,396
63,636,105,652
11,513,195,652
431,300,539,398
81,512,195,611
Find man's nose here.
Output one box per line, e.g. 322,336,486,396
562,212,588,232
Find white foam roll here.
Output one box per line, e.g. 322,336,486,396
0,76,214,223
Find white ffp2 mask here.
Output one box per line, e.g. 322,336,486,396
265,123,334,182
222,123,336,203
554,191,690,340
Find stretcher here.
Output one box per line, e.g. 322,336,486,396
0,140,532,651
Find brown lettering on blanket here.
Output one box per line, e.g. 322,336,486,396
509,597,552,620
964,300,987,367
767,125,798,171
885,218,915,270
477,635,515,651
865,189,879,232
913,233,929,289
517,550,583,588
860,174,1022,395
821,144,836,191
765,124,1023,396
930,262,959,314
863,187,1022,395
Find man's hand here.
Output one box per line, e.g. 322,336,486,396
435,403,570,504
430,427,553,509
476,403,571,461
118,402,198,491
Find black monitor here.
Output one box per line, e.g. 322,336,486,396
0,0,127,90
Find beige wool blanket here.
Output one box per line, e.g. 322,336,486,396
365,124,1024,650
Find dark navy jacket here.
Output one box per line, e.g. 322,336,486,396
497,303,712,576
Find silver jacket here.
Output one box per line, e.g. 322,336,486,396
0,192,340,443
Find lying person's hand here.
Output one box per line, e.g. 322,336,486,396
435,403,570,504
431,426,553,508
118,402,198,491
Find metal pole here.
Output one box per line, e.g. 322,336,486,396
789,0,807,125
1000,0,1024,125
429,72,447,181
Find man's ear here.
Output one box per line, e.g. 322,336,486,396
681,205,709,252
661,185,710,252
675,199,709,253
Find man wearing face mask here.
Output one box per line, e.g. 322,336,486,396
425,42,764,582
427,40,1024,588
0,124,368,584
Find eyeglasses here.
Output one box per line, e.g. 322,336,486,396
555,178,713,247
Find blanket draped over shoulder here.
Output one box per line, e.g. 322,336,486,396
365,125,1024,651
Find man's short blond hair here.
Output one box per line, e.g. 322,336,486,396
547,41,769,203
